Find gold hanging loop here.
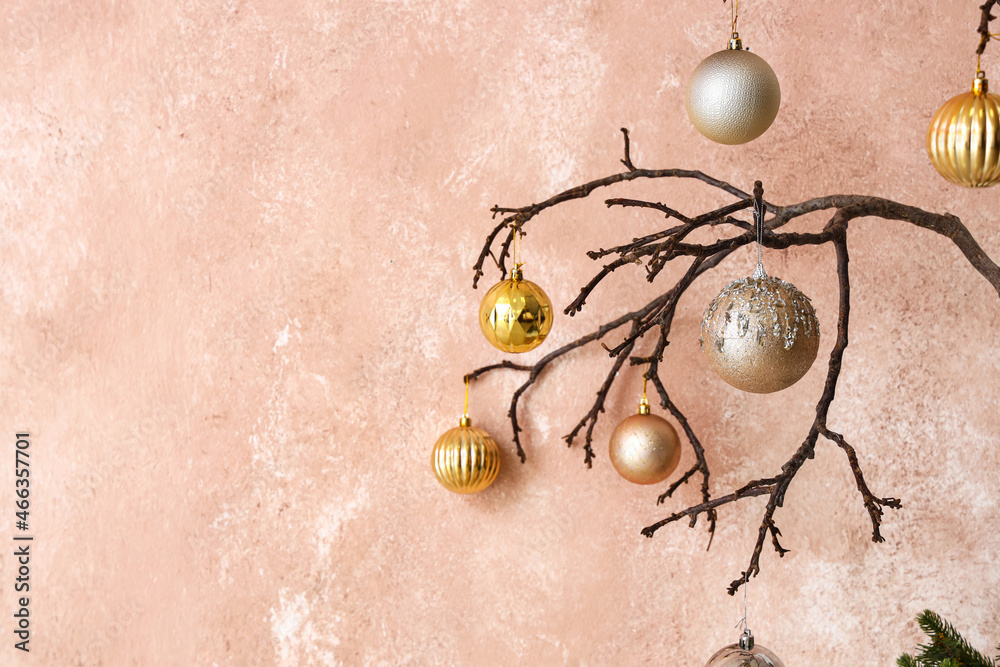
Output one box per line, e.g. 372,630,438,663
639,370,651,415
460,377,471,427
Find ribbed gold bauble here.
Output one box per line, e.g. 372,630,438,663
608,399,681,485
700,267,820,394
927,73,1000,188
431,416,500,494
479,266,553,353
686,35,781,145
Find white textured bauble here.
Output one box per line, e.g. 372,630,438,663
686,44,781,145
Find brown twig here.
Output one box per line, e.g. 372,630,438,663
465,129,1000,592
821,427,902,543
977,0,998,57
563,338,635,468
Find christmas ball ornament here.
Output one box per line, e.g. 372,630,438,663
927,72,1000,188
706,629,785,667
700,264,820,394
609,395,681,485
686,34,781,145
432,415,500,494
479,265,553,354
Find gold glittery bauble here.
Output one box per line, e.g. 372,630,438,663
700,268,820,394
432,416,500,494
927,74,1000,188
705,642,785,667
479,267,553,354
608,402,681,485
686,37,781,145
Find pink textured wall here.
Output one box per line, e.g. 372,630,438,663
1,1,998,664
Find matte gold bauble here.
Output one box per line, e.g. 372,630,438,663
706,631,785,667
700,266,820,394
479,266,553,353
686,35,781,145
608,399,681,485
432,416,500,494
927,73,1000,188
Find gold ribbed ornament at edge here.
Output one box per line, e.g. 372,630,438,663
432,415,500,494
700,267,820,394
927,73,1000,187
686,34,781,145
479,266,553,353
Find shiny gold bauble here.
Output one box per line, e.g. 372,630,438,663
686,35,781,145
479,266,553,353
608,400,681,485
700,267,820,394
431,416,500,494
927,73,1000,188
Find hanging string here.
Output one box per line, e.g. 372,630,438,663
978,37,1000,77
756,200,762,268
464,376,470,418
731,0,739,35
736,573,750,634
638,369,652,413
512,226,523,270
753,190,766,278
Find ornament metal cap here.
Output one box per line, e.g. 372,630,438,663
739,629,755,651
728,33,743,50
510,265,523,282
638,397,651,415
973,72,989,95
459,415,472,427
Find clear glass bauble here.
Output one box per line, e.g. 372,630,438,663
705,642,785,667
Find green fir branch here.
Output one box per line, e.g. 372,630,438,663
898,610,996,667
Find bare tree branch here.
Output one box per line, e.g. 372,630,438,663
464,129,1000,592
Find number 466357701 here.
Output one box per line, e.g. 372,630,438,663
15,434,29,529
